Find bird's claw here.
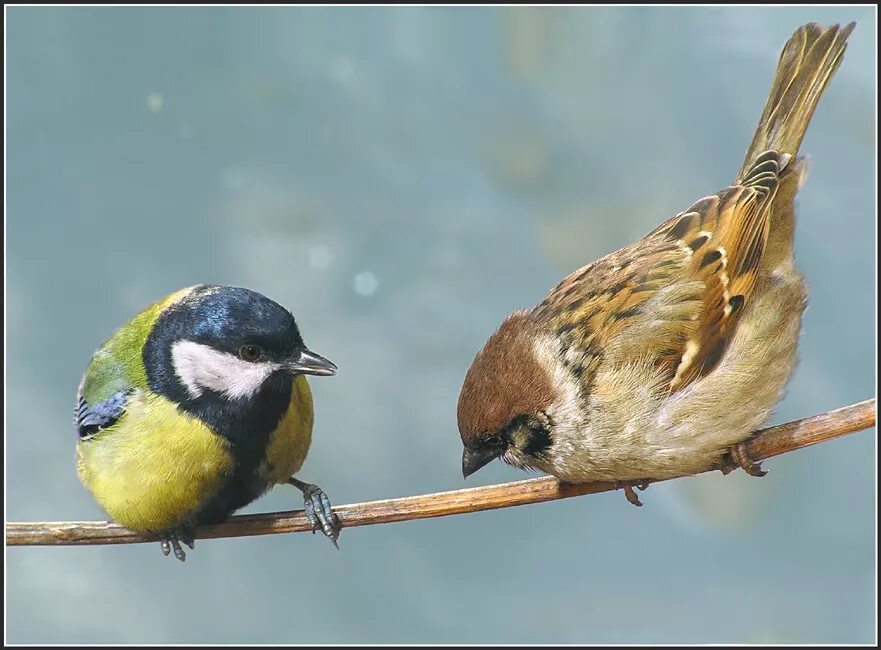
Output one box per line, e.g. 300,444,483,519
718,454,738,475
159,527,195,562
301,483,341,549
728,441,767,477
617,480,647,507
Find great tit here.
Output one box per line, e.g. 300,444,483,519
75,284,340,561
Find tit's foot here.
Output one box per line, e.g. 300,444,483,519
159,526,196,562
617,480,649,507
728,441,768,477
289,477,341,549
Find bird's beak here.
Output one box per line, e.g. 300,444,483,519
462,446,499,479
286,348,338,376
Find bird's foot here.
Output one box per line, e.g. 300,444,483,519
617,480,650,507
727,441,768,477
289,478,341,549
159,526,196,562
718,454,737,475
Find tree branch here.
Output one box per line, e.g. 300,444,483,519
5,399,875,547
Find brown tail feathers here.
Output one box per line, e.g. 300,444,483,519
738,21,855,182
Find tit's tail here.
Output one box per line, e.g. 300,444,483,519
738,21,855,182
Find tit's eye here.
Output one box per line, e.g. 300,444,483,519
238,344,262,362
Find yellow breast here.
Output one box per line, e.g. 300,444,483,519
76,391,233,533
77,377,315,532
260,375,315,484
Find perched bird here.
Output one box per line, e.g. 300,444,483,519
75,285,340,560
457,22,855,504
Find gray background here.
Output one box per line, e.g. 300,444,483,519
5,6,876,644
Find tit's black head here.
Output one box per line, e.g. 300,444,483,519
144,285,336,405
177,285,305,363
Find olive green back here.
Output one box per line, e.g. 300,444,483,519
81,287,197,404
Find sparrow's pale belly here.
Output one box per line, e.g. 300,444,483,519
543,267,807,483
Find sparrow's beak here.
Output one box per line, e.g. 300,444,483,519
287,348,338,376
462,446,498,479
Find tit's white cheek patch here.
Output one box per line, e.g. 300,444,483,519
171,340,279,400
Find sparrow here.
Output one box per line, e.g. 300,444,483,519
457,22,855,505
75,284,340,560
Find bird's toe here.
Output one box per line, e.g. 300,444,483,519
301,484,341,549
729,441,768,477
617,480,646,507
159,528,193,562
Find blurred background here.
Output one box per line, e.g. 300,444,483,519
5,6,875,644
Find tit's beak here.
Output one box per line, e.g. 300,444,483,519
462,446,499,479
286,348,338,377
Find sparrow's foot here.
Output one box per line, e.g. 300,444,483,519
729,441,768,477
159,525,196,562
718,454,738,475
617,480,648,507
289,477,341,549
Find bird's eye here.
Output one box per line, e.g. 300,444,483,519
239,344,262,362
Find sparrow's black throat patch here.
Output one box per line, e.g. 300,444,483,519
504,413,553,458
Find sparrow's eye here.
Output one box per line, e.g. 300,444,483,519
486,434,505,448
239,344,262,362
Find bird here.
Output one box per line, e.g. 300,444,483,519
457,22,855,505
75,284,341,560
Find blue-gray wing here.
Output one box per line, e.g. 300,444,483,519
75,385,131,439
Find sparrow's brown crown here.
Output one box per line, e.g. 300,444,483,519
456,312,554,448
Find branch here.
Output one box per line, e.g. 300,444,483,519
6,399,875,547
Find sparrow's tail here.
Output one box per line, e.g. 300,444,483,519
738,21,855,182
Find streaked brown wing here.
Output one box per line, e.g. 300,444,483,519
532,151,785,393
